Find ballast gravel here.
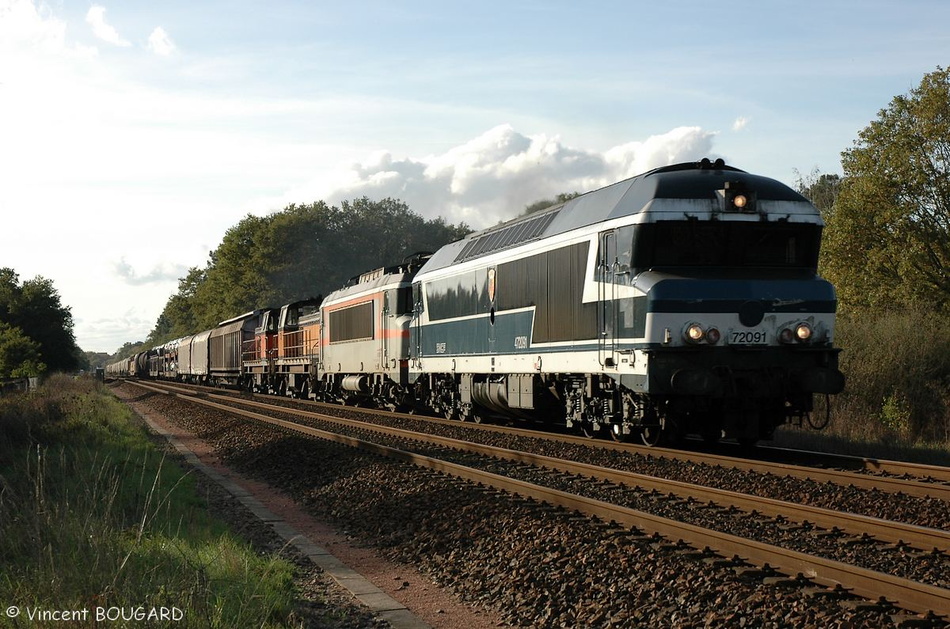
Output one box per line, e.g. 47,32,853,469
123,386,944,628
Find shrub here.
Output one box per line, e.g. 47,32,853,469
830,306,950,444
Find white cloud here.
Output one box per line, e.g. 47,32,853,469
113,258,190,286
86,5,130,47
0,0,66,52
79,309,162,349
604,126,718,182
294,125,719,228
147,26,175,56
732,116,750,131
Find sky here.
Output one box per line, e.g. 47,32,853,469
1,0,948,354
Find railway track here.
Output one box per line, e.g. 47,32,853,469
157,380,950,499
127,380,950,623
756,443,950,484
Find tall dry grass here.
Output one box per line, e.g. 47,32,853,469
776,307,950,463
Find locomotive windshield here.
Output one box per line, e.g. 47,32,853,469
628,221,822,274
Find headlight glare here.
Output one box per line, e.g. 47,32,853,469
795,323,813,342
685,323,705,343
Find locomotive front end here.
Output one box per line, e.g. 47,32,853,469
628,164,845,443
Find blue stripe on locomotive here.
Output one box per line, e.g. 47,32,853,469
412,273,837,358
415,310,537,356
643,274,838,314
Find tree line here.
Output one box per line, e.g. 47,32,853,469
0,268,82,378
143,197,470,347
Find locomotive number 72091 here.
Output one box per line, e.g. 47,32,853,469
730,330,768,345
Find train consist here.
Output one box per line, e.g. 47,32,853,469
108,159,845,445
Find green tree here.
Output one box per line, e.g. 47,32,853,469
202,214,273,326
82,351,111,371
16,276,82,372
795,169,842,217
148,198,469,345
260,201,339,308
522,192,581,216
0,268,81,374
112,340,147,361
0,322,46,378
146,267,207,344
822,66,950,312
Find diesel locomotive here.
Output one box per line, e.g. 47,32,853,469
108,159,845,446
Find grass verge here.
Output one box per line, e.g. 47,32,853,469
0,374,300,628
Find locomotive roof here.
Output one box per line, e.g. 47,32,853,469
323,265,416,305
420,159,820,274
324,252,431,304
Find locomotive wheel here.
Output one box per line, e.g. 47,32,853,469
581,421,600,438
608,423,634,443
639,425,664,446
470,407,491,424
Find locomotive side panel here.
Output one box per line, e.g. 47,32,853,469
270,299,322,397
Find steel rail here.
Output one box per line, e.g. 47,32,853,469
191,384,950,502
756,444,950,484
133,381,950,617
199,387,950,553
147,379,950,500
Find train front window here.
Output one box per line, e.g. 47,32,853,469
630,221,822,272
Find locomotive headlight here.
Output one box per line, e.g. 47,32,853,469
706,327,721,344
780,323,814,344
721,181,757,213
685,323,705,343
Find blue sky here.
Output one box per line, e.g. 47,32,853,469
1,0,947,353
